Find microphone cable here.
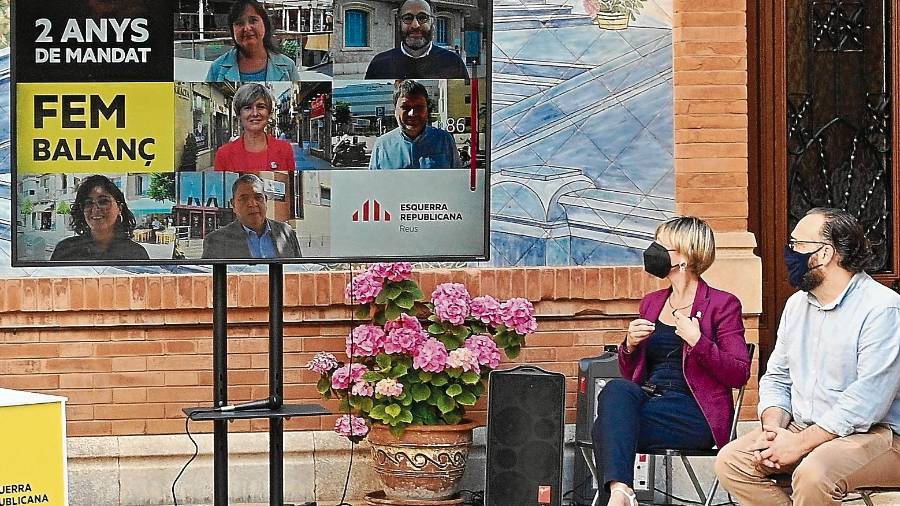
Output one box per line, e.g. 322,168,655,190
171,412,203,506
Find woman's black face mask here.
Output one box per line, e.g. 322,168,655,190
643,242,676,279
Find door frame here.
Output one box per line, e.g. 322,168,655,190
748,0,900,370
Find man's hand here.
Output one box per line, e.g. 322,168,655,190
759,425,808,468
747,428,779,470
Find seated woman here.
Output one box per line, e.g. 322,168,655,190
214,83,295,172
206,0,299,82
591,216,751,506
50,174,150,261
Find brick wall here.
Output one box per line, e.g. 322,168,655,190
674,0,749,232
0,0,758,438
0,268,759,437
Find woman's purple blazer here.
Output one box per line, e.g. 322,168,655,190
618,278,751,448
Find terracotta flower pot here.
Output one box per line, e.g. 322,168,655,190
367,421,478,501
595,11,630,30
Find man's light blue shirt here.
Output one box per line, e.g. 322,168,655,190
368,125,462,170
242,221,276,259
758,272,900,436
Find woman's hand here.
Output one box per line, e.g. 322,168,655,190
625,318,655,352
672,311,701,347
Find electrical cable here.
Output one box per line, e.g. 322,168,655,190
171,414,203,506
457,489,484,506
652,487,737,506
335,262,358,506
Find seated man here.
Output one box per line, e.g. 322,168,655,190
364,0,468,79
715,208,900,506
369,80,462,170
202,174,301,259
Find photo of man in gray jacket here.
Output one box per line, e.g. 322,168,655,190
202,174,301,260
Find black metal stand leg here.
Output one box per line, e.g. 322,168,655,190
213,264,229,506
269,264,284,506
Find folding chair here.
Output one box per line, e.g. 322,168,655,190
576,343,755,506
770,475,900,504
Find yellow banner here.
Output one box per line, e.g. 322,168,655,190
17,82,175,174
0,402,66,505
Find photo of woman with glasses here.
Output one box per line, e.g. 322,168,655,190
206,0,300,82
50,175,150,261
364,0,469,79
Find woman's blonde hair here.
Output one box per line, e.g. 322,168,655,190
655,216,716,275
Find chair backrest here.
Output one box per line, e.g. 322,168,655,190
728,343,756,442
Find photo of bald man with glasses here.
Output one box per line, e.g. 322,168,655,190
364,0,469,79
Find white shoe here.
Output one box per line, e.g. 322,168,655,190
611,488,638,506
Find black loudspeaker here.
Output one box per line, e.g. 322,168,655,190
485,366,565,506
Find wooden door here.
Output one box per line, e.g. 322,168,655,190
749,0,900,370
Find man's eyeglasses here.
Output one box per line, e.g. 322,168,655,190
787,238,830,251
399,13,431,24
82,197,115,210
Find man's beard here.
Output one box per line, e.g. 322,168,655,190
403,27,433,50
798,264,825,292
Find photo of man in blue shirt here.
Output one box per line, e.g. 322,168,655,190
368,80,462,170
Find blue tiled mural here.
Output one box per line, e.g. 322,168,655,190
489,0,674,266
0,0,673,274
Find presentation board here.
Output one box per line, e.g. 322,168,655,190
11,0,491,265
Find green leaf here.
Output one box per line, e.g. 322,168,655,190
316,376,332,395
384,302,402,321
456,391,477,406
428,323,444,335
376,353,392,371
506,344,521,359
389,425,406,438
338,397,350,412
395,293,416,309
494,331,510,348
385,404,402,418
355,303,371,320
411,384,431,402
431,373,449,386
400,394,413,406
398,410,414,424
461,371,480,384
442,412,462,425
374,310,387,326
452,326,470,340
362,371,382,382
391,362,409,378
369,404,387,420
445,384,463,397
406,285,424,300
446,368,461,379
384,284,403,300
436,395,457,414
375,289,390,305
472,381,485,397
418,371,433,382
357,397,374,413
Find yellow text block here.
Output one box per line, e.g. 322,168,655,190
17,82,175,174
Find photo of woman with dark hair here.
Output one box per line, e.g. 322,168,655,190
206,0,299,82
50,175,150,261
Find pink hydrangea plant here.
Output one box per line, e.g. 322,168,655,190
431,283,471,325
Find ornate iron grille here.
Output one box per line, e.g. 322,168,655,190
787,0,893,271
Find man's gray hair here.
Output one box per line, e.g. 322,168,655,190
232,173,266,195
232,83,275,116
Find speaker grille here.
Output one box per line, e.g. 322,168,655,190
486,366,565,506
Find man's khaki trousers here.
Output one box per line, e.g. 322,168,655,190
714,424,900,505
